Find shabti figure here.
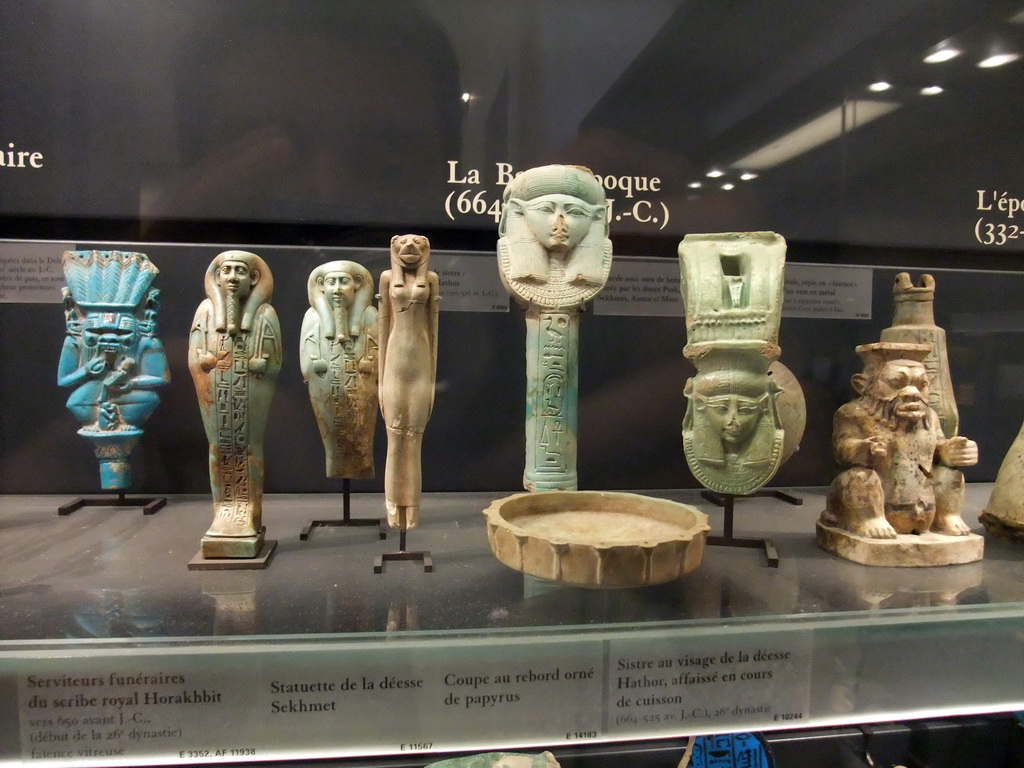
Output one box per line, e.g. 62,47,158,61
189,250,282,558
378,235,438,530
58,250,169,489
300,260,378,479
496,164,612,491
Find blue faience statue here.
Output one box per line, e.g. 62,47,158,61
58,250,169,489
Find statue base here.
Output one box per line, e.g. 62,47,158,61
189,536,277,570
979,510,1024,542
200,527,268,559
816,521,983,567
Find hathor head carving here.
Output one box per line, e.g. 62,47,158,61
689,367,776,448
204,250,274,335
307,260,374,340
498,164,608,285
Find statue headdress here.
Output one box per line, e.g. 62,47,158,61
204,250,274,334
61,251,158,310
307,260,374,340
498,164,610,287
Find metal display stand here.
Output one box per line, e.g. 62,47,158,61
701,489,803,568
299,479,386,540
58,492,167,516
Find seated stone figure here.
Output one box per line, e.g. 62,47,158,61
821,342,977,540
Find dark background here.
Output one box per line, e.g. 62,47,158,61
2,1,1024,494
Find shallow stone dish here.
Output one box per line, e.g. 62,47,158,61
483,491,710,588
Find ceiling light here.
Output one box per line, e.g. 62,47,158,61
978,53,1020,68
920,85,944,95
729,100,901,170
461,92,472,102
721,183,735,191
739,172,758,181
868,81,892,92
924,48,961,64
706,169,724,178
688,181,702,189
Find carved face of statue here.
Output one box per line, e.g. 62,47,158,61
321,271,357,309
392,234,429,268
869,360,931,423
217,260,254,298
522,194,593,253
83,312,138,355
697,392,767,446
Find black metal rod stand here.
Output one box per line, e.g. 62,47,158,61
59,491,167,516
700,489,802,569
374,527,433,574
300,479,386,540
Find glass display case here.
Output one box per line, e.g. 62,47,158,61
2,2,1024,766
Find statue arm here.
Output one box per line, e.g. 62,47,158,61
188,302,217,373
129,338,170,389
249,305,282,377
377,271,392,404
299,310,325,381
358,306,379,375
935,422,979,467
56,337,92,388
833,405,886,467
429,271,440,392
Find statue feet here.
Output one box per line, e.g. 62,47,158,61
932,512,972,536
385,500,419,530
850,516,898,540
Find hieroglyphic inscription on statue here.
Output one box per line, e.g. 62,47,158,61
536,312,569,475
214,333,251,528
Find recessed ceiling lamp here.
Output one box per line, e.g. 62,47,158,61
721,183,735,191
729,100,901,170
688,181,702,189
924,47,961,63
706,169,724,178
739,172,758,181
868,81,892,92
461,92,472,102
920,85,944,95
978,52,1020,68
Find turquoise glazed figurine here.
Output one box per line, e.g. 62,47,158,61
497,164,612,491
189,251,282,558
58,250,169,489
427,752,560,768
678,232,791,495
300,260,379,479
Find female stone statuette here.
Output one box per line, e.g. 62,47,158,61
817,342,982,566
58,250,169,489
496,164,612,491
300,261,378,479
678,232,790,495
189,250,282,559
378,234,439,531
